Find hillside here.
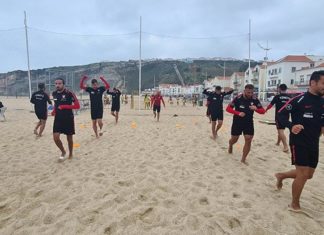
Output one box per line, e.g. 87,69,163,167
0,59,258,96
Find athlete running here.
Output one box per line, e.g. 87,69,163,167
30,83,52,137
107,88,121,124
80,76,110,137
275,71,324,211
265,84,291,152
203,86,234,139
52,78,80,161
151,91,166,122
226,84,265,165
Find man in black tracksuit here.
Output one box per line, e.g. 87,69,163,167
107,88,121,124
203,86,233,139
275,70,324,211
265,84,291,152
30,83,52,137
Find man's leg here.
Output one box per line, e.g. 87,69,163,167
111,111,116,117
275,169,297,190
211,121,216,139
53,133,66,156
157,112,160,122
67,135,73,159
34,120,41,135
215,120,223,136
92,120,99,138
278,129,289,152
228,135,239,154
276,130,281,146
290,166,315,210
98,119,103,136
241,135,253,165
115,112,119,123
38,119,47,137
153,111,156,119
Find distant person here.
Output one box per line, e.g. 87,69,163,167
265,84,291,152
176,96,180,106
0,101,6,121
80,75,110,138
30,83,52,137
182,96,187,106
203,86,234,139
151,91,166,122
107,88,121,124
52,78,80,161
226,84,265,165
275,71,324,212
144,94,151,109
192,95,198,107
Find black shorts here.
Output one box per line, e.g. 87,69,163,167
210,110,223,122
231,120,254,136
275,116,285,130
53,116,75,135
111,105,120,112
91,108,103,120
36,111,47,120
290,145,319,169
153,105,161,113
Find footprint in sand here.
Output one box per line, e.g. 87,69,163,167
228,217,241,229
199,197,209,205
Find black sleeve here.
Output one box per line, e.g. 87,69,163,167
254,98,263,108
30,93,36,104
203,89,210,95
100,86,106,94
270,95,278,106
277,98,297,130
223,89,234,96
85,87,91,93
107,90,113,95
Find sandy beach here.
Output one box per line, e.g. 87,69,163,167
0,96,323,235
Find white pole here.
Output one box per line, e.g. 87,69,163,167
24,11,32,99
223,61,226,80
248,19,251,83
138,16,142,111
154,74,155,88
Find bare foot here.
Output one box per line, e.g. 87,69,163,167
241,160,249,166
288,203,301,211
34,129,38,135
36,134,42,138
275,142,280,146
210,136,216,141
68,155,73,159
283,148,289,153
275,173,283,190
99,132,103,136
228,144,233,154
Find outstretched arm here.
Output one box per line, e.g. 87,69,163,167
226,104,241,116
80,75,88,90
99,76,110,90
162,97,166,107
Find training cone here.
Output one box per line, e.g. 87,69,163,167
73,143,80,148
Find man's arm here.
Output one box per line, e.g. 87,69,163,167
80,76,88,90
266,95,277,111
30,93,35,104
223,88,234,96
254,99,266,114
203,89,211,96
277,97,298,130
99,76,110,90
225,97,242,116
46,93,52,105
161,97,166,107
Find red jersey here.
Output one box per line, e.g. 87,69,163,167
151,95,165,107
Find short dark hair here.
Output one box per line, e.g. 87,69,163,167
245,84,254,90
56,78,65,84
279,84,287,91
309,70,324,85
38,83,45,90
215,86,222,91
91,79,98,84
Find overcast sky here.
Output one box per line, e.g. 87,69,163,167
1,0,323,72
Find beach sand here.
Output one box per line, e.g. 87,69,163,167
0,96,323,234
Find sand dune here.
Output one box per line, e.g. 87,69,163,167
0,97,323,234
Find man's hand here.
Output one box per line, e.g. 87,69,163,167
249,105,257,111
291,124,304,135
238,112,245,117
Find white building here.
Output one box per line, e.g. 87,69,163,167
158,84,203,96
230,72,245,93
293,62,324,92
266,55,314,92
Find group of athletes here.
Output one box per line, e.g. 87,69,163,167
30,71,324,212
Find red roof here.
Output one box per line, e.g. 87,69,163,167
276,55,313,63
316,62,324,68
